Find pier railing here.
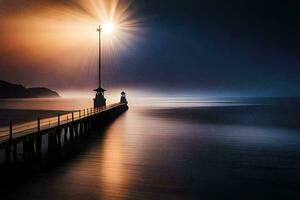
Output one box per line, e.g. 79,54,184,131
0,103,123,144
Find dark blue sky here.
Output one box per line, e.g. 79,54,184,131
109,0,299,96
0,0,299,96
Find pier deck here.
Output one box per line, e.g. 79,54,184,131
0,103,128,162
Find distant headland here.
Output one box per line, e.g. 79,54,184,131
0,80,60,98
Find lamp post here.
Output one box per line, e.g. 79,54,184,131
97,25,102,88
94,24,106,107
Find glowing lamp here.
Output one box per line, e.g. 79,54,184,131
102,21,116,34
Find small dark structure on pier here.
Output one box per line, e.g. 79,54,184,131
94,87,106,107
120,91,127,104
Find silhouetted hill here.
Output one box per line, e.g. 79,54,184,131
0,80,59,98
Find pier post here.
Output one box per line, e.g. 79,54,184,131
84,119,88,133
58,114,61,126
13,144,17,161
69,125,74,141
29,137,35,158
72,112,77,138
48,130,53,153
23,140,27,161
80,122,84,135
57,114,62,148
9,122,13,141
5,122,13,163
64,127,68,144
57,128,62,147
5,147,10,164
36,118,42,158
38,118,40,132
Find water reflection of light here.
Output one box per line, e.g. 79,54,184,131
99,116,129,199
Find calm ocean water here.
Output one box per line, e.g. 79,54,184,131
1,97,300,199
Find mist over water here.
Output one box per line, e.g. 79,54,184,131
1,93,300,199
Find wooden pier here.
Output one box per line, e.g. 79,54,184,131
0,103,128,163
